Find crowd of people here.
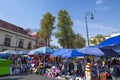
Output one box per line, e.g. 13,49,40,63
1,54,120,80
8,55,53,75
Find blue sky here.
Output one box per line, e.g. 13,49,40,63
0,0,120,47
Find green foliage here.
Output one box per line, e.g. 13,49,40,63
37,10,86,48
50,45,59,49
96,34,105,43
90,39,97,45
90,34,105,45
55,10,86,48
55,10,75,48
73,34,86,48
37,12,55,47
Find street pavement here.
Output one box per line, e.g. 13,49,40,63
0,73,58,80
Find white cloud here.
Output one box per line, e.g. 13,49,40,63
96,0,103,4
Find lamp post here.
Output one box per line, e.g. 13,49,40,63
85,12,94,46
84,12,94,80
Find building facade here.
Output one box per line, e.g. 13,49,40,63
90,32,120,46
31,32,47,47
0,19,35,51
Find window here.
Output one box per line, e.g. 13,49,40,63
18,39,24,48
4,36,11,46
28,42,32,49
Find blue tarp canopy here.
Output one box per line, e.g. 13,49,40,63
77,46,120,57
114,50,120,55
0,53,8,59
61,49,84,58
28,50,36,55
52,48,70,57
76,46,104,56
28,46,54,55
16,51,28,55
100,48,120,57
0,50,17,55
97,35,120,56
98,35,120,47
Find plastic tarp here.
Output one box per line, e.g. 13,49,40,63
100,48,120,57
28,46,54,55
98,35,120,47
0,50,17,55
76,46,104,56
52,48,70,57
61,49,84,58
114,50,120,55
77,46,120,57
28,50,36,55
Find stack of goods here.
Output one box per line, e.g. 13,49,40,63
44,66,59,77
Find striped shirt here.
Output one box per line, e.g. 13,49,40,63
85,63,91,72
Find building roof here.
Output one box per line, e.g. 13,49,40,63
0,19,28,35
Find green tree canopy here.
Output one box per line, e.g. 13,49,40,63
37,12,55,47
90,34,105,45
55,10,75,48
73,34,86,48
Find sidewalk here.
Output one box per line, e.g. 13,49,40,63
0,73,58,80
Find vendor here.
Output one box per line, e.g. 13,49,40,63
85,59,92,80
38,60,43,69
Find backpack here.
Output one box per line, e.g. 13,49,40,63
111,65,120,77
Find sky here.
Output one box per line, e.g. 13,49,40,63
0,0,120,47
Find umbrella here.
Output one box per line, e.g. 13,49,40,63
28,50,36,55
16,51,28,55
77,46,104,56
100,48,120,57
0,50,17,59
28,46,54,55
77,46,119,57
1,50,17,55
99,44,120,50
61,49,84,58
114,50,120,55
98,35,120,47
0,52,8,59
52,48,70,57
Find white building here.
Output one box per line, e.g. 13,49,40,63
109,32,120,37
90,32,120,46
0,19,35,51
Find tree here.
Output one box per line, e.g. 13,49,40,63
50,45,59,49
90,34,105,45
90,39,97,45
73,34,86,48
55,10,75,48
37,12,55,47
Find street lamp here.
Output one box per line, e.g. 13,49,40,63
85,12,94,46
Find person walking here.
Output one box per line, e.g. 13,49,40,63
110,59,120,80
69,60,74,76
85,59,92,80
